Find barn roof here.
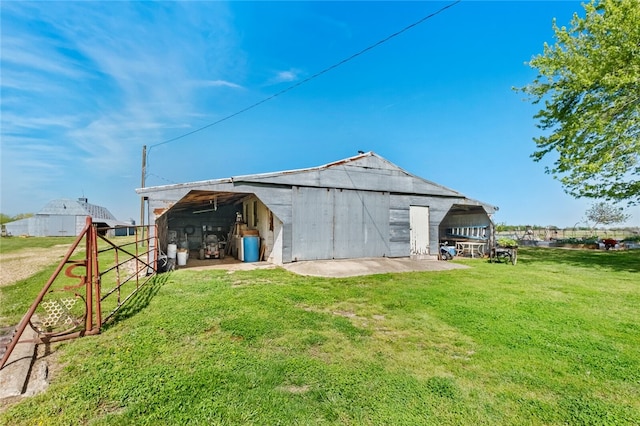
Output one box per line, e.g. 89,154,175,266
137,152,497,213
38,198,117,221
140,152,455,195
230,152,463,196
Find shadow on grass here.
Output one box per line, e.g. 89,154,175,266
519,247,640,273
102,272,170,330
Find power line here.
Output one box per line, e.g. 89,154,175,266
149,0,461,150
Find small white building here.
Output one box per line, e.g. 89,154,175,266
4,198,129,237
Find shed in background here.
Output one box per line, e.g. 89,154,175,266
4,198,132,237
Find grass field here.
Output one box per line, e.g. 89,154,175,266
1,247,639,425
0,235,143,328
0,236,77,253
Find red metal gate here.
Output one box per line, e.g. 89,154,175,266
0,217,159,370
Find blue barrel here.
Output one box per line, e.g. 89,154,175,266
243,236,260,262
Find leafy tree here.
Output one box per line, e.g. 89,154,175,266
495,222,508,232
0,213,33,224
13,213,33,221
0,214,13,225
584,202,630,229
518,0,640,204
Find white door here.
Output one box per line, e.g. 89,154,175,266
410,206,430,256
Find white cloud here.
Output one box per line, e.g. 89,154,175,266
194,79,244,89
1,113,79,132
271,69,301,84
1,36,88,80
0,1,245,186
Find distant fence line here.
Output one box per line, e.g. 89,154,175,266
495,227,639,241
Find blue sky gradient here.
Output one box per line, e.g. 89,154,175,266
1,1,638,227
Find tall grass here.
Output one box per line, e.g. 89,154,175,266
1,248,638,425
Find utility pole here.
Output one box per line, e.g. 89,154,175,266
140,145,146,246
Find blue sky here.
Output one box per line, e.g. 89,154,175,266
1,1,638,228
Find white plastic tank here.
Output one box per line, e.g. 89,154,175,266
167,243,177,259
177,249,188,266
234,236,244,261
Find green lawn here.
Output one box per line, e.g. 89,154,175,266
0,236,77,253
0,235,141,328
1,248,639,425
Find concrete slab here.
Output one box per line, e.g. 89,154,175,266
281,257,468,278
175,256,468,278
0,326,38,399
187,260,277,273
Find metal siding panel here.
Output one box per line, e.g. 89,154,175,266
250,187,292,222
389,208,409,243
319,168,395,191
47,216,60,236
76,216,86,235
333,190,389,259
362,191,390,257
292,187,334,261
235,155,462,197
388,241,407,257
333,189,363,258
4,218,31,236
281,221,293,263
46,215,75,237
34,216,47,236
427,199,455,254
389,196,410,257
63,216,76,236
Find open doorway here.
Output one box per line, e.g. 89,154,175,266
439,204,493,257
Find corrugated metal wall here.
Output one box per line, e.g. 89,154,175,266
334,189,390,258
46,215,77,236
389,205,410,257
291,187,390,261
389,194,454,256
4,218,31,236
5,215,81,237
292,187,334,260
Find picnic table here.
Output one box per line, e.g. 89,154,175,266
455,241,486,258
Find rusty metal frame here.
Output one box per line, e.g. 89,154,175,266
96,227,157,324
0,217,159,370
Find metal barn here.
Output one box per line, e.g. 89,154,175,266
4,198,130,237
137,152,497,265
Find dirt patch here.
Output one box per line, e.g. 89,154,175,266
0,244,78,287
278,384,310,394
